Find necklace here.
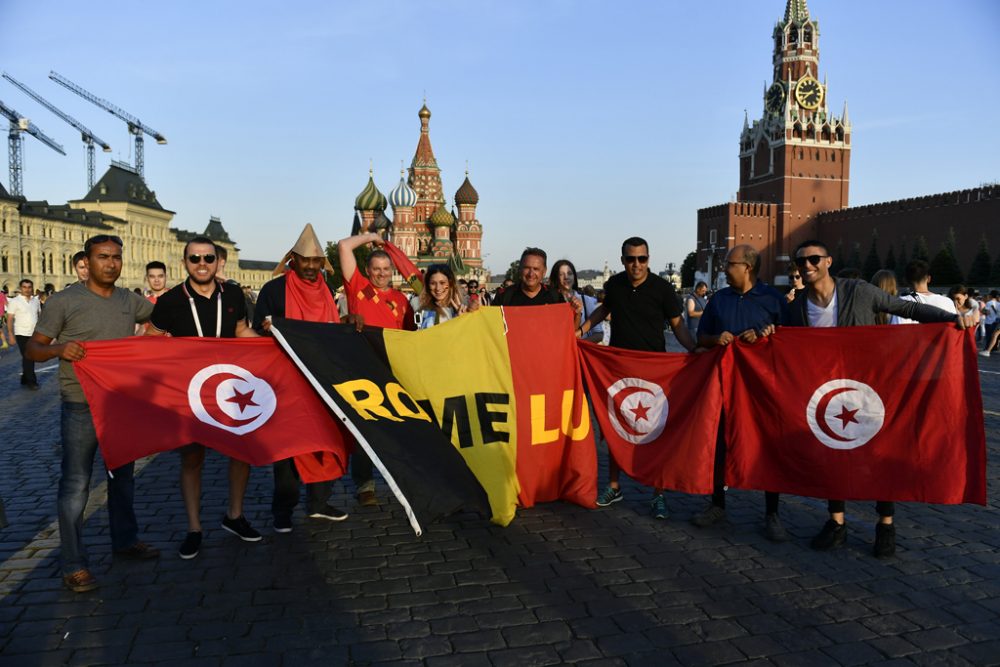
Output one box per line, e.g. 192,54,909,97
181,279,223,338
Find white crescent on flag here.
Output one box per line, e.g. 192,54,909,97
606,377,668,445
806,378,885,450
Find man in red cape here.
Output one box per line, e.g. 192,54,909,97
254,224,358,533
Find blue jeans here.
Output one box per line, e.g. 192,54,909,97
57,402,139,574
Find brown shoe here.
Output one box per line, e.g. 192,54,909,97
114,541,161,560
357,489,379,507
63,569,99,593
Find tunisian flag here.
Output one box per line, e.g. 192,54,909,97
725,324,986,504
577,342,725,494
75,337,350,480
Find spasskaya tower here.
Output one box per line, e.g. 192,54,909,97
698,0,851,285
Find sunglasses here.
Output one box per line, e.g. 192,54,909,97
794,254,828,268
623,255,649,264
789,274,802,280
187,254,217,264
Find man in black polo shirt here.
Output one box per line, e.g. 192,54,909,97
579,236,696,519
496,247,564,307
147,236,261,559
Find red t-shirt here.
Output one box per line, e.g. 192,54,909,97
345,270,415,330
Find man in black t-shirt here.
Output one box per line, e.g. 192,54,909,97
497,247,580,312
147,236,262,560
579,236,696,519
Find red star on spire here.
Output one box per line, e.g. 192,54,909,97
629,402,651,422
225,388,259,414
835,405,859,430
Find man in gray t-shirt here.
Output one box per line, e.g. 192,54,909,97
27,235,160,593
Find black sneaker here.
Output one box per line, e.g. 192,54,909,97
764,513,789,542
221,515,262,542
810,519,846,550
273,515,293,534
179,531,202,559
307,505,348,522
873,522,896,558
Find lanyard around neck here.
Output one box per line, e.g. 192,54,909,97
182,280,222,338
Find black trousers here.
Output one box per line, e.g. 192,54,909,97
271,458,331,518
827,499,894,518
351,449,374,489
710,415,780,514
15,335,36,386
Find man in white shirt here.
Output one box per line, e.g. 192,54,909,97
983,291,1000,352
891,260,957,325
7,278,42,389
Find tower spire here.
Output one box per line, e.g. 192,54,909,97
784,0,809,23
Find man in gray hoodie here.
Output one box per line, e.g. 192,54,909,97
785,239,968,558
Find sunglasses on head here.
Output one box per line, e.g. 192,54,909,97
623,255,649,264
187,253,217,264
794,254,828,268
84,234,124,252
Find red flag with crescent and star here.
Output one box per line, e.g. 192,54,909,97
74,336,350,481
577,341,725,494
724,323,986,504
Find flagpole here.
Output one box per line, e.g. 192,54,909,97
269,323,424,536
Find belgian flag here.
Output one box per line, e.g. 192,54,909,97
271,304,597,530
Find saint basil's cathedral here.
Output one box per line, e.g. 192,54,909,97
352,104,484,279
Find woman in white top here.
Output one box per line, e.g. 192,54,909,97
416,264,476,329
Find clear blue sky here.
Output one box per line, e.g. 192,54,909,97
1,0,998,276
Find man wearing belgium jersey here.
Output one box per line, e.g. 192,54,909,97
338,232,416,505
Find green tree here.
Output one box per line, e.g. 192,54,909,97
862,229,881,281
831,240,845,275
929,243,964,286
894,239,908,281
680,251,697,288
967,235,992,286
912,236,930,262
325,240,371,291
989,255,1000,285
503,260,520,283
847,242,862,273
884,244,897,276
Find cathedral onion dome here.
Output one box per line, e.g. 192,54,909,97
354,173,387,211
388,175,418,209
454,175,479,206
418,104,431,120
429,203,454,227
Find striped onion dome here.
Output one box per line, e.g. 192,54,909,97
454,175,479,205
429,203,454,227
388,174,418,209
354,173,387,211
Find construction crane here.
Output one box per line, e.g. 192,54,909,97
49,71,166,180
0,98,66,197
3,72,112,191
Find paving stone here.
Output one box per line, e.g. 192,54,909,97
0,358,998,666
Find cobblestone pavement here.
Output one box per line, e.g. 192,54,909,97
1,337,998,666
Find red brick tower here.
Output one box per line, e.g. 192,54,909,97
408,104,446,223
454,172,483,272
698,0,851,284
739,0,851,267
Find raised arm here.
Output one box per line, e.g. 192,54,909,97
338,232,382,284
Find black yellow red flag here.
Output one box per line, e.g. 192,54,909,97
270,318,492,534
